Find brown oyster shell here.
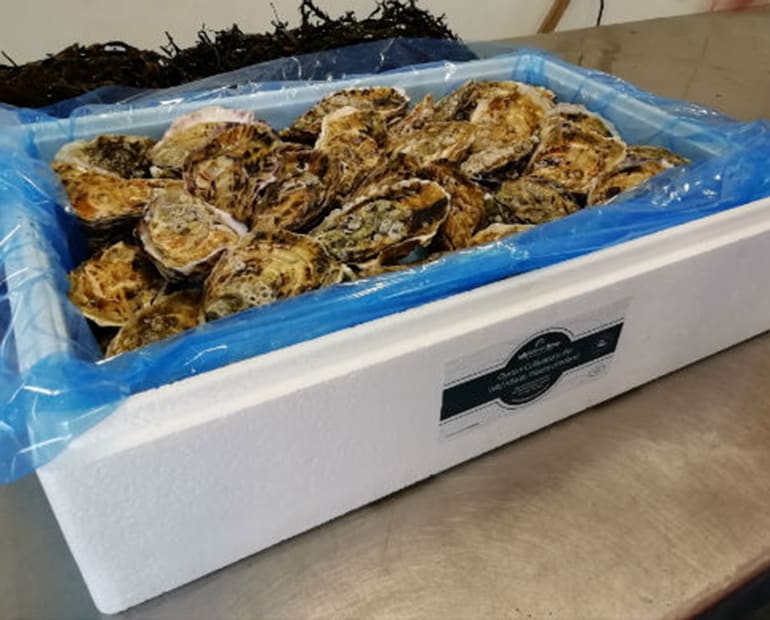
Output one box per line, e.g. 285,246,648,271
468,223,534,247
183,122,282,225
68,241,164,327
388,121,477,167
203,230,346,321
105,289,204,357
311,178,451,268
491,177,581,225
282,86,409,144
54,134,155,178
137,187,247,281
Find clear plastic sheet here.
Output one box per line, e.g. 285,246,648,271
2,47,770,482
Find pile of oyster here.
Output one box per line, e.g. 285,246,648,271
53,80,687,357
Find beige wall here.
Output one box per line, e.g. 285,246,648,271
0,0,763,63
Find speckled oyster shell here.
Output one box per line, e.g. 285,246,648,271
388,94,436,137
315,106,388,150
68,241,164,327
541,103,619,139
251,146,329,232
388,121,477,167
418,163,490,250
183,122,281,225
491,177,581,225
311,178,451,268
468,223,534,247
105,289,204,357
53,162,183,243
587,145,689,206
54,134,155,178
138,187,247,281
433,80,555,123
527,107,627,198
281,86,409,144
203,230,346,321
150,106,257,177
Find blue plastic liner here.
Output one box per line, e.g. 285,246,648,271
2,47,770,482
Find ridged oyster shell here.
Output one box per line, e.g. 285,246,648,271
468,223,534,247
588,145,689,205
183,122,281,225
491,177,581,225
311,178,450,268
68,241,163,327
138,187,247,281
203,230,347,321
54,134,155,178
105,289,204,357
150,106,257,178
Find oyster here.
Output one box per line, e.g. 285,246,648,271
388,94,436,137
527,105,627,198
53,162,183,243
68,241,164,327
468,223,534,247
282,86,409,144
491,177,581,225
150,106,257,178
54,134,155,178
315,106,388,149
203,230,346,321
105,289,204,357
138,187,247,281
252,145,329,232
419,163,490,250
388,121,477,167
183,122,282,225
588,145,689,206
311,179,450,268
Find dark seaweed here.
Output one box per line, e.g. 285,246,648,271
0,0,458,108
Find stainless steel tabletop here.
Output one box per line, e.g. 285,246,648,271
3,8,770,620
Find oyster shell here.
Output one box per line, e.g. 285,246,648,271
311,179,450,268
388,94,436,137
68,241,164,327
587,145,689,205
315,106,388,149
105,289,204,357
251,145,329,232
388,121,477,167
433,80,555,124
527,106,627,198
53,162,183,243
491,177,581,225
138,187,247,281
419,163,490,250
468,223,534,247
150,106,257,178
203,230,346,321
54,134,155,179
282,86,409,144
183,122,282,225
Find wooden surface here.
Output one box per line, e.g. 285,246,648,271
2,8,770,619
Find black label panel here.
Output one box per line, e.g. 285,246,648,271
440,323,623,421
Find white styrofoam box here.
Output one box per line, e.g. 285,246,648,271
8,52,764,612
37,197,770,613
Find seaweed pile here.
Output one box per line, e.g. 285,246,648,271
0,0,458,109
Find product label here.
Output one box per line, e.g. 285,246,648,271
440,299,628,439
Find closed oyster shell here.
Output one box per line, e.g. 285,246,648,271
388,121,477,167
203,230,346,321
282,86,409,144
491,177,581,225
68,241,163,327
150,106,257,177
251,146,329,232
388,94,436,137
183,122,281,225
527,107,627,198
54,135,155,178
433,80,555,124
315,106,388,150
587,145,689,205
138,187,247,281
468,223,534,247
105,289,204,357
541,103,618,138
311,179,450,268
419,163,490,250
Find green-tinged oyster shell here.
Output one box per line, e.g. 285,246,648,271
491,177,581,225
54,134,155,178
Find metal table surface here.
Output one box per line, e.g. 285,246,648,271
3,8,770,620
